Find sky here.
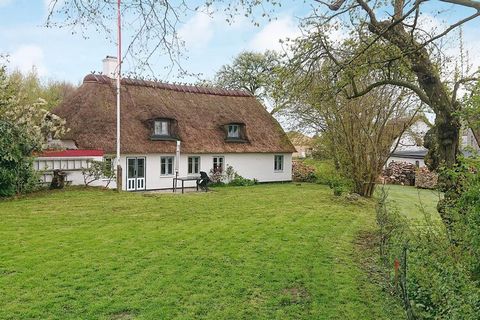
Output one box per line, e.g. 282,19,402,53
0,0,479,85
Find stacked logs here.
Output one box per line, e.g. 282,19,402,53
415,167,438,189
382,161,417,186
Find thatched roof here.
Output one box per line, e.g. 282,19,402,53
53,75,295,154
287,131,314,146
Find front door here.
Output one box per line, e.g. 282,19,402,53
127,157,146,191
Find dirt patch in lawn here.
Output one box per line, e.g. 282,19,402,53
280,286,310,305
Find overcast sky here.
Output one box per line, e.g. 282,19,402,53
0,0,479,85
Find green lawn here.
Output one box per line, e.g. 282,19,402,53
0,184,425,320
376,184,442,222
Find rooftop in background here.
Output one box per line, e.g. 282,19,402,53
391,149,427,159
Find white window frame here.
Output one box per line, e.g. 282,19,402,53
160,156,174,176
188,156,200,175
154,120,170,136
213,156,224,173
227,124,240,138
274,155,284,172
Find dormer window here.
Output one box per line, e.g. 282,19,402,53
150,118,178,141
227,124,240,138
154,120,170,136
224,123,247,142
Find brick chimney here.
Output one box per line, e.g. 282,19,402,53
102,56,117,78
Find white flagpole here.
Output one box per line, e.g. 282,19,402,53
116,0,122,191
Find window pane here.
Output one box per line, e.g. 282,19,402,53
188,156,200,174
228,125,239,138
155,120,169,135
274,155,284,171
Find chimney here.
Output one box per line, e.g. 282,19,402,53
102,56,118,78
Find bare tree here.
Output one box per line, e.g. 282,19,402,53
46,0,196,76
284,61,421,197
291,0,480,170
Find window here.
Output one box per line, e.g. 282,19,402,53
188,156,200,175
154,120,170,136
274,155,284,172
103,157,114,176
213,156,224,173
161,156,174,175
415,160,420,168
227,124,240,138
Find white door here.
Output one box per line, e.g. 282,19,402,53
127,157,146,191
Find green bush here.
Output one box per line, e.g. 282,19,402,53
0,120,39,197
229,174,257,186
407,233,480,319
376,185,480,319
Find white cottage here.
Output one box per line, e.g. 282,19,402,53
49,64,295,191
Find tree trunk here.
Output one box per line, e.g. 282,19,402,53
370,23,461,169
353,180,376,198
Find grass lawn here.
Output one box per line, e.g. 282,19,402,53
0,184,412,320
376,184,442,222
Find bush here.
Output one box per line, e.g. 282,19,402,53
327,177,346,196
375,186,480,319
292,160,317,182
0,120,39,197
209,165,257,187
229,173,257,186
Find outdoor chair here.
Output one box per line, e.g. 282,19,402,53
198,171,211,192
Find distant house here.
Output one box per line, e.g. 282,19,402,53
41,57,295,191
387,117,480,168
461,128,480,153
387,117,430,167
287,131,314,158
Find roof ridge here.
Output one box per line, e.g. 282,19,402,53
83,74,253,97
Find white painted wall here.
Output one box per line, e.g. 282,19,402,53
35,153,292,191
113,153,292,191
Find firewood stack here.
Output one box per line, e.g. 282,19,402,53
415,167,438,189
382,161,416,186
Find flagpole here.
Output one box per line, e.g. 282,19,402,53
116,0,123,191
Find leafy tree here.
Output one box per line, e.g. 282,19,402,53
8,68,77,110
0,63,68,196
0,120,39,197
213,51,286,114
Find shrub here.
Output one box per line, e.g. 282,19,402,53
0,120,39,197
327,177,346,196
229,173,257,186
292,160,317,182
209,166,257,187
375,186,480,319
81,160,115,187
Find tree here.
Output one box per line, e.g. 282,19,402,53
8,68,77,110
213,51,286,114
291,70,419,197
288,0,480,170
0,63,68,196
